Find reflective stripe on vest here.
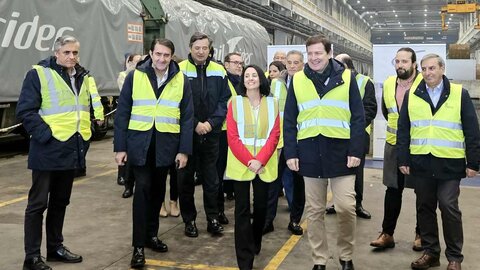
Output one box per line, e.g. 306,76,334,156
271,78,287,148
383,74,423,145
128,70,183,133
179,60,226,79
226,96,279,182
293,69,352,140
33,65,92,141
222,79,238,131
355,73,372,135
87,76,104,120
356,74,369,98
408,83,465,158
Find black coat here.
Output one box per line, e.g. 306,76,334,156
283,59,366,178
397,76,480,180
16,56,90,171
114,59,194,167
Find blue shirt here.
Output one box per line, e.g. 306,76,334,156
426,80,443,108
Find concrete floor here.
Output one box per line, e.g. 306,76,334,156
0,134,479,270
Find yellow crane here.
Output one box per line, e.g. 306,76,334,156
441,0,480,30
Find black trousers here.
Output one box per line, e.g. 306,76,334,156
290,171,305,223
382,169,420,236
265,150,286,224
168,163,178,201
118,160,135,189
24,170,75,260
354,133,370,206
131,162,168,247
178,133,220,222
414,176,463,262
234,177,269,270
216,130,233,212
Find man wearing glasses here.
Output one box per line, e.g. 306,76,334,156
216,52,244,226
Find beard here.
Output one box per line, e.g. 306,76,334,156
396,66,415,79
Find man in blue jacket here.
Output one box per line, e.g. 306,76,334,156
283,35,365,270
178,32,231,237
397,54,480,270
114,38,194,269
17,35,101,270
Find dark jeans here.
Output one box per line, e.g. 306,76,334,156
24,170,75,259
131,153,168,247
216,130,233,212
234,177,269,270
382,170,420,236
414,176,463,262
178,133,220,222
265,150,286,224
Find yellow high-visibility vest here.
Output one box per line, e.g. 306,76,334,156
408,83,465,158
383,74,423,145
179,60,226,79
355,73,372,135
293,69,352,140
87,76,104,121
222,79,238,131
34,65,92,141
226,96,279,182
128,70,184,133
270,78,287,148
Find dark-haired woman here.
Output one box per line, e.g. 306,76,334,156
268,61,286,82
226,65,280,270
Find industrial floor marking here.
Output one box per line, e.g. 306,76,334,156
0,165,330,270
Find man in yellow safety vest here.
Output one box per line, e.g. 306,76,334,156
397,53,480,270
17,35,104,270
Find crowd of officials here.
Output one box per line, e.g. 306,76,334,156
16,32,479,270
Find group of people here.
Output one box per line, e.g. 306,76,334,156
16,32,479,270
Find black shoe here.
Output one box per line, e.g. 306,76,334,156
355,205,372,219
122,187,133,198
339,259,355,270
326,205,336,214
312,265,326,270
218,212,229,225
46,246,82,263
288,221,303,235
23,256,52,270
146,237,168,252
130,247,145,269
263,222,274,235
117,176,125,185
226,192,235,201
207,219,224,235
185,220,199,237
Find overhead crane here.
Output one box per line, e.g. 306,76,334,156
441,0,480,30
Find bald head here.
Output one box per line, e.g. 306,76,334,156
335,53,355,70
273,51,287,65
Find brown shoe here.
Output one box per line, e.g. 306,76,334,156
370,233,395,249
447,261,461,270
411,253,440,269
412,233,423,251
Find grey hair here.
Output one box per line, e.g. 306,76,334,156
287,50,304,62
421,53,445,68
54,35,79,52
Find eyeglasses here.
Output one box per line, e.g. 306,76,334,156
226,61,244,66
